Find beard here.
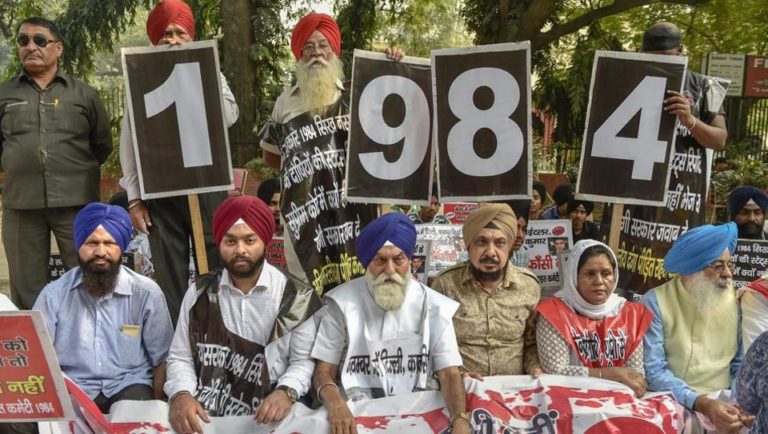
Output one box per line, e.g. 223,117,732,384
79,256,121,298
738,222,763,239
223,253,265,279
365,269,410,311
295,55,344,116
470,257,505,282
684,272,736,313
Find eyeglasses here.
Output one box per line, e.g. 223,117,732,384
706,260,734,273
302,41,332,55
17,34,59,48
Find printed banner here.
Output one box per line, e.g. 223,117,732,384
0,312,73,422
271,94,377,295
122,40,233,199
744,55,768,97
523,220,573,298
578,51,685,206
432,43,532,201
442,203,478,225
415,224,465,277
47,375,684,433
346,51,434,205
732,239,768,288
266,237,288,272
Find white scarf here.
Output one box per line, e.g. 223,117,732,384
554,239,625,319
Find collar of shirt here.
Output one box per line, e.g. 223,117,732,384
18,67,70,87
288,79,344,97
460,261,517,290
219,267,271,296
71,265,133,299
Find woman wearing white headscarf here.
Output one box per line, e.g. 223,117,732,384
535,240,653,396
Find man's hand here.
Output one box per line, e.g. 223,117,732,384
384,47,405,61
694,397,743,433
663,90,695,129
169,393,210,434
129,201,152,235
327,400,357,434
603,367,646,397
254,389,293,424
529,367,543,379
739,408,756,428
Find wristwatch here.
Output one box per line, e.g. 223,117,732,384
276,385,299,403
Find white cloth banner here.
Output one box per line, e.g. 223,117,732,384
41,375,684,433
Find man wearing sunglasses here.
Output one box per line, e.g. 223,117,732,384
0,17,112,311
640,222,753,433
119,0,239,325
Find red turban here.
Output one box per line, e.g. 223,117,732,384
213,195,276,246
290,13,341,60
146,0,195,45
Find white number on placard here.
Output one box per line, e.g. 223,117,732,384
144,62,212,168
591,76,668,180
358,75,430,180
446,67,523,177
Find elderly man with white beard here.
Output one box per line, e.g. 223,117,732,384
311,213,470,434
640,222,753,433
258,13,403,294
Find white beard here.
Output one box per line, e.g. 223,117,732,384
295,55,344,116
366,269,410,311
684,272,736,313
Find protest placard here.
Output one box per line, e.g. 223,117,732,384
523,220,573,298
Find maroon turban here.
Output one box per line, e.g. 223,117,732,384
146,0,195,45
290,13,341,60
213,195,275,245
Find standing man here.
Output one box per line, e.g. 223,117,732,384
33,203,173,413
311,213,469,434
431,204,542,378
641,223,751,432
259,12,402,294
165,196,321,431
0,17,112,309
727,186,768,240
119,0,240,323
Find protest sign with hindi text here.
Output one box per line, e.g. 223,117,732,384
523,220,573,299
733,239,768,288
0,312,73,422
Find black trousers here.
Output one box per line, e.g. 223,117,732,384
146,191,225,324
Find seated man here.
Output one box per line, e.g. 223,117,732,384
312,213,469,434
540,183,574,220
165,196,321,432
432,204,542,377
728,186,768,240
740,274,768,351
568,198,599,243
641,222,751,432
407,184,449,224
34,203,173,413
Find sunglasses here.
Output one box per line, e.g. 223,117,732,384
16,34,59,48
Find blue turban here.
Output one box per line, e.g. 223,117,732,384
74,202,132,253
728,186,768,218
664,222,737,275
355,213,417,268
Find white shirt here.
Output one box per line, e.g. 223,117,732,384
164,264,316,398
741,290,768,351
312,278,462,372
119,73,239,201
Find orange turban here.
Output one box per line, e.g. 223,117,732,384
290,13,341,60
146,0,195,45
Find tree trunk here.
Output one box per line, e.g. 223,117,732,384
220,0,258,166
